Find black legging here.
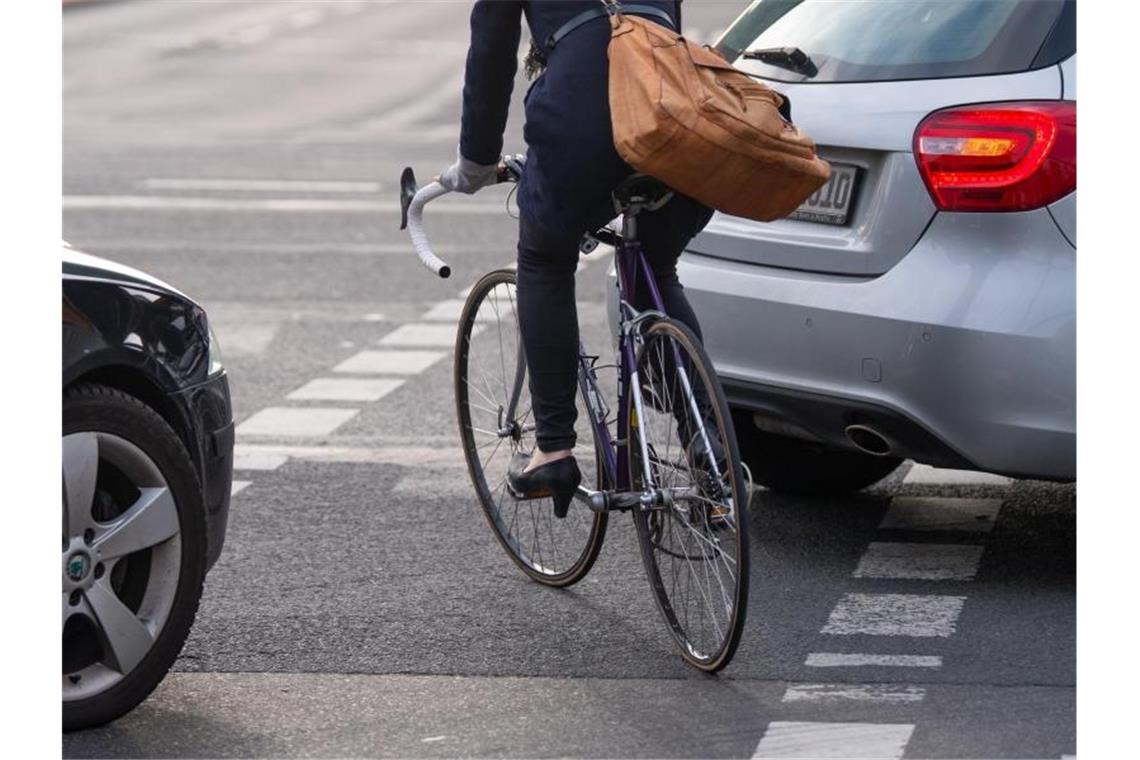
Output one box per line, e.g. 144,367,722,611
516,194,714,453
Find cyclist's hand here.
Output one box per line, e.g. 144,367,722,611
437,147,499,194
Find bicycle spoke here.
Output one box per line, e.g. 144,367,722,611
458,270,605,587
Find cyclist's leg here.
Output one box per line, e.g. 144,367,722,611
515,214,582,459
632,193,715,340
633,194,722,468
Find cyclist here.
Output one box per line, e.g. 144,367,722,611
439,0,714,514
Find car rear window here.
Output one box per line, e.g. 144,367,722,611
718,0,1072,84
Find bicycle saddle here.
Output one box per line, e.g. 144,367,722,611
612,174,675,216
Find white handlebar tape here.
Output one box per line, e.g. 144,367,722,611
407,182,452,278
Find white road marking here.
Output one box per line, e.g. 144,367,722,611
854,542,984,581
63,195,505,214
422,299,511,323
822,593,966,638
286,378,404,403
421,300,468,322
379,323,472,347
752,721,914,759
805,653,943,669
233,443,465,467
782,684,926,704
232,449,288,471
142,178,382,194
332,349,446,375
236,407,359,438
230,480,252,496
879,496,1004,533
904,463,1013,486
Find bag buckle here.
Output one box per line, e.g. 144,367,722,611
601,0,622,17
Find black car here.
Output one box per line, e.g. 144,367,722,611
62,243,233,731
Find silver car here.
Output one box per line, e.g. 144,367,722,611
620,0,1076,494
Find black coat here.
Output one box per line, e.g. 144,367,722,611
459,0,682,240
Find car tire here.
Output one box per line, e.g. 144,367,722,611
63,384,206,732
732,409,903,496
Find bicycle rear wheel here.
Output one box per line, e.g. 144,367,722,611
455,268,607,587
628,318,750,671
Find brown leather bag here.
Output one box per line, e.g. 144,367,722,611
606,7,831,221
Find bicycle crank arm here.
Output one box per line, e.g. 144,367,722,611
577,486,672,513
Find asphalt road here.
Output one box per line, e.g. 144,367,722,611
63,2,1076,757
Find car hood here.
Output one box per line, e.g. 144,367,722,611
62,244,192,302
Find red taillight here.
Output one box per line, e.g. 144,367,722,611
914,101,1076,212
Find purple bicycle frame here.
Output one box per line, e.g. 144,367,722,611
576,236,668,493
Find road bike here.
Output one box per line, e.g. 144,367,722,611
400,159,750,671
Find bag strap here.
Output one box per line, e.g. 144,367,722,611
545,2,675,54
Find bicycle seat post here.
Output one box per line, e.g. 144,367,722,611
612,174,674,243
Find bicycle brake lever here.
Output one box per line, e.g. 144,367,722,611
399,167,418,230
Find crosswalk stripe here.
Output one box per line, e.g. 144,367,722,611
232,449,289,471
879,496,1004,533
379,323,471,347
782,684,926,704
236,407,359,438
854,542,984,581
822,593,966,637
230,480,252,496
286,377,404,402
804,653,943,668
332,350,446,375
752,721,915,759
904,463,1013,486
234,443,466,467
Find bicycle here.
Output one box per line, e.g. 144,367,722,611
399,158,750,672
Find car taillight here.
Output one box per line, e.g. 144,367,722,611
914,101,1076,212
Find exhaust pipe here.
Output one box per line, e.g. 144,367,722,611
844,424,894,457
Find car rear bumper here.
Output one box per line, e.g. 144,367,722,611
674,208,1075,480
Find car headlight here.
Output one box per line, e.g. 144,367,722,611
207,322,225,376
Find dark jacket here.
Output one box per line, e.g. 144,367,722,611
459,0,682,239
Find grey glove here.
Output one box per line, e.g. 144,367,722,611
438,147,499,194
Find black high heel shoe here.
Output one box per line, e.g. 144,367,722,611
507,452,582,519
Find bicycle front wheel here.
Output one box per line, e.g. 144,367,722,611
629,318,750,671
455,268,607,587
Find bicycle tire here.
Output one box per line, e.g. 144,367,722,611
628,317,750,671
455,268,608,587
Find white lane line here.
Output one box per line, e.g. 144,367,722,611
234,443,465,467
63,196,505,214
379,323,473,347
232,449,288,471
230,480,252,496
236,407,359,438
752,722,915,759
854,542,984,581
141,178,382,194
805,653,943,669
879,496,1004,533
332,349,446,375
822,593,966,638
286,378,404,403
904,463,1013,486
782,684,926,704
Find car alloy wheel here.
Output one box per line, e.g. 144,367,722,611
62,431,183,702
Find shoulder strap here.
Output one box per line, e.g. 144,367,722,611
547,3,675,53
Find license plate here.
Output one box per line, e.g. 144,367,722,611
789,164,859,226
